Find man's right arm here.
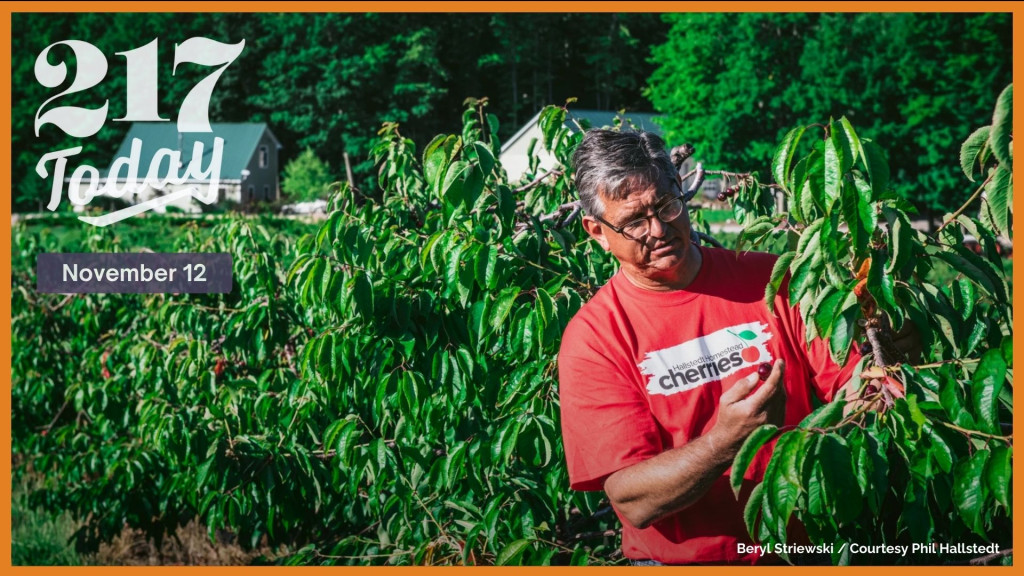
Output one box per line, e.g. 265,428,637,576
602,361,787,530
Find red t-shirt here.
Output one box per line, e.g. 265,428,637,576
558,246,860,564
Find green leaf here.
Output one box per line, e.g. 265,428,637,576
841,181,870,256
352,274,373,317
854,178,878,233
423,134,453,191
829,291,859,366
983,165,1012,236
743,482,764,540
868,250,900,329
441,160,469,206
954,449,991,537
490,287,518,332
788,250,822,308
989,84,1013,169
939,375,975,429
730,424,778,498
445,243,466,296
795,218,824,256
986,445,1011,509
762,432,801,545
799,397,844,429
738,216,776,253
807,462,828,517
789,156,810,221
813,286,844,338
960,126,992,181
772,126,807,192
539,106,567,152
496,538,531,566
798,151,824,218
862,141,889,199
473,141,495,176
900,478,933,542
469,299,489,348
535,288,554,331
475,245,498,291
569,546,589,566
322,419,348,455
935,250,1004,303
818,434,862,523
764,251,795,311
838,117,864,167
952,277,977,321
823,137,841,208
972,348,1007,435
885,214,913,275
923,423,954,474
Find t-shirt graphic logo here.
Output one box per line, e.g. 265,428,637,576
639,322,774,396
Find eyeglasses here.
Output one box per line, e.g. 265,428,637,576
592,190,686,241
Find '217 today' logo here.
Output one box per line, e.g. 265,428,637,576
33,37,244,226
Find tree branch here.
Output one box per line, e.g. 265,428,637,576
695,231,724,249
514,169,564,194
935,171,995,234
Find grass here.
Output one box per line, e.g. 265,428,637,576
12,472,282,565
12,476,82,566
693,207,735,224
13,212,319,254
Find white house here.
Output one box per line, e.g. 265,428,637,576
499,109,664,182
499,109,722,200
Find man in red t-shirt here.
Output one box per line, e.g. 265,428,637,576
558,130,863,565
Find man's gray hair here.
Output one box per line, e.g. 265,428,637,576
571,129,678,218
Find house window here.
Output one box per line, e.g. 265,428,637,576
259,146,268,168
247,186,255,202
264,185,270,199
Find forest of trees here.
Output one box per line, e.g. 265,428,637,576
11,13,664,210
647,12,1011,219
11,12,1011,217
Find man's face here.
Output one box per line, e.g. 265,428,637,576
581,175,700,291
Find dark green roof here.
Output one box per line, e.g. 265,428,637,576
565,110,662,135
105,123,279,180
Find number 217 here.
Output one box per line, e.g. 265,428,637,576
34,37,245,138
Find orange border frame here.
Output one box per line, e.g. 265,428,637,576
1,2,1019,574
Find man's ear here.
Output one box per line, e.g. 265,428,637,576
581,216,611,251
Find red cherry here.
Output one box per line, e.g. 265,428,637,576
717,192,727,201
741,346,760,363
758,362,772,381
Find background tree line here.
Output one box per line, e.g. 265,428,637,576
647,12,1011,222
11,12,663,209
11,12,1011,218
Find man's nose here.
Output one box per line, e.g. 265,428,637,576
648,215,668,239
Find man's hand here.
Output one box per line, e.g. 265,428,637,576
710,360,787,457
601,360,787,530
